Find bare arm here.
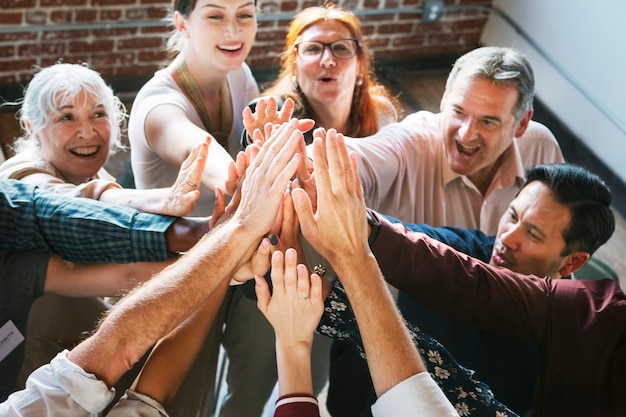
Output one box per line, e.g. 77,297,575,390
256,249,324,397
145,104,235,194
44,256,174,297
66,119,303,388
293,131,424,396
98,139,207,216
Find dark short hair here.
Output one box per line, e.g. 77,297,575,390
523,163,615,255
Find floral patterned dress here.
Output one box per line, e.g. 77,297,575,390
317,278,517,417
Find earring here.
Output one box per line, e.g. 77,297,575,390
291,75,299,90
356,77,363,86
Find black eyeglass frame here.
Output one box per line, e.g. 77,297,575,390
293,38,361,61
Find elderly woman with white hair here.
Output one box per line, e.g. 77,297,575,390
0,62,205,216
0,62,208,399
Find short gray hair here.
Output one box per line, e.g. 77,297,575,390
446,46,535,121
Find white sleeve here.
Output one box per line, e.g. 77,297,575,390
371,372,459,417
0,350,115,417
105,390,169,417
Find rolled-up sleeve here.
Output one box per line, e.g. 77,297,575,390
0,350,115,416
371,372,458,417
1,180,176,263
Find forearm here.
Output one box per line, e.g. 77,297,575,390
333,253,425,397
99,187,173,216
275,340,314,397
132,278,230,406
44,258,173,297
67,220,259,387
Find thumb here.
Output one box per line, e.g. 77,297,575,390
255,275,271,316
292,188,315,239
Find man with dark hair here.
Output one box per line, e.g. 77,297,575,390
331,162,616,416
364,162,619,416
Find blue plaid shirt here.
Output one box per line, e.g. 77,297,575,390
0,179,175,263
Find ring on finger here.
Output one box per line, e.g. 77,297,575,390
299,296,309,301
186,179,197,188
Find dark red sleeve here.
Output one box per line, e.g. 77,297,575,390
274,394,320,417
371,216,551,342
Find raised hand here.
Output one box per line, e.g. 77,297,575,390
292,129,370,266
243,97,315,146
232,119,303,239
162,138,208,216
255,249,324,348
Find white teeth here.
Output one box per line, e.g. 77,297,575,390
457,142,479,155
218,44,241,51
71,146,98,156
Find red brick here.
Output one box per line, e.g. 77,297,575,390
118,37,163,50
0,32,37,42
75,9,98,22
69,40,115,54
0,58,37,72
25,10,48,24
42,30,89,40
0,0,36,8
101,9,123,21
0,46,15,58
0,12,23,25
364,0,381,8
137,50,168,62
41,0,87,5
50,10,72,24
377,23,415,34
18,42,65,57
92,0,135,5
279,1,298,12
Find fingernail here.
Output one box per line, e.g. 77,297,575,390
268,234,279,246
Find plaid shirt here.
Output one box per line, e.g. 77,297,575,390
0,179,175,263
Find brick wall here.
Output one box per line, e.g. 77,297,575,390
0,0,492,92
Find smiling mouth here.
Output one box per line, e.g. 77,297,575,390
491,248,515,268
218,44,243,52
70,146,99,157
457,141,479,156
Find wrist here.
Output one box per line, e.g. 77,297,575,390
365,208,380,246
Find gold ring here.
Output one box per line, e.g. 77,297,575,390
186,179,197,188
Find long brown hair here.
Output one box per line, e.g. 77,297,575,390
263,5,400,137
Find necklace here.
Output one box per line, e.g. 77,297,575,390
175,59,231,149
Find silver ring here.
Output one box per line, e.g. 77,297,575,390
299,296,309,301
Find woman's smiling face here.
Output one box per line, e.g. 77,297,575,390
293,20,360,108
36,89,111,185
179,0,257,72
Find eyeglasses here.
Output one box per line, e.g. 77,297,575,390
294,39,360,61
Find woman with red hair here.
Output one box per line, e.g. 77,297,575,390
225,5,403,417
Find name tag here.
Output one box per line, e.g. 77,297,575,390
0,320,25,362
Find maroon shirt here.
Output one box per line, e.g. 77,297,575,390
372,218,626,417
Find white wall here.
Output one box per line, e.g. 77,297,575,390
481,0,626,183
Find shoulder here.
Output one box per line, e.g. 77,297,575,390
372,95,400,127
516,120,564,162
0,152,56,180
521,120,558,143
